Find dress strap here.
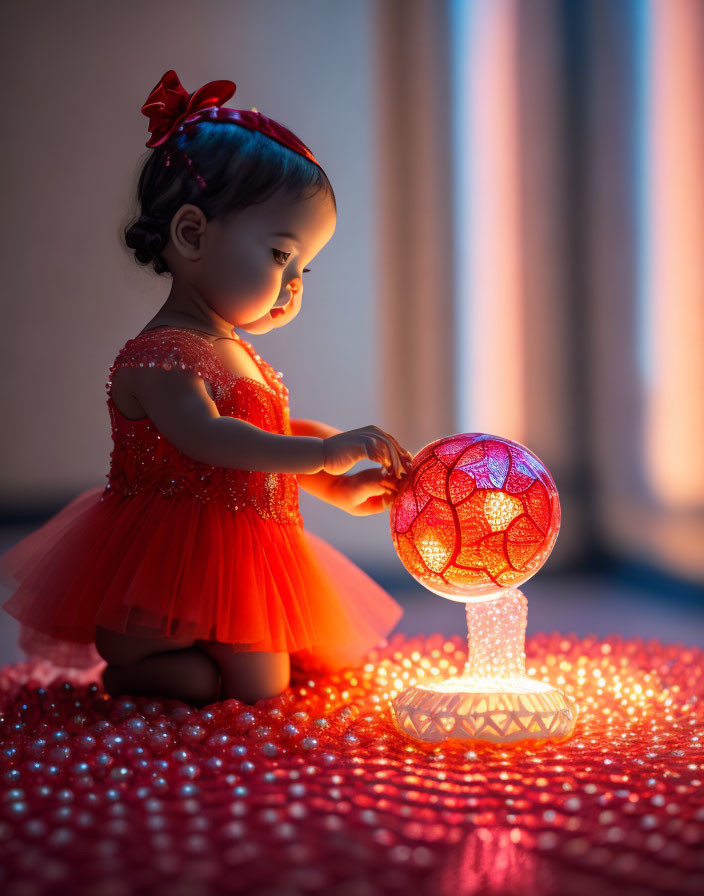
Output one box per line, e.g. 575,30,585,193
202,330,272,389
108,328,226,392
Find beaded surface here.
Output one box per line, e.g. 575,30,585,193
0,632,702,895
103,327,302,526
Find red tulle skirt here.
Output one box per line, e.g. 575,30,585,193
0,486,403,671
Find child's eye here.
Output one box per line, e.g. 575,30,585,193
272,248,291,265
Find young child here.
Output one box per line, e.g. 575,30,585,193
0,70,413,706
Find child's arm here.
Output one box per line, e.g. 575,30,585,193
290,418,410,514
290,417,342,440
134,370,325,473
290,417,342,501
129,367,410,479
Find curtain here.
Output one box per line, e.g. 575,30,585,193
378,0,704,581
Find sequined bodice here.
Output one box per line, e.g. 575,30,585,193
101,326,302,526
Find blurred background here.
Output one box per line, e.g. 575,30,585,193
1,0,702,664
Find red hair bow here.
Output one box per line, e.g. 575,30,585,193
140,69,322,169
141,70,237,148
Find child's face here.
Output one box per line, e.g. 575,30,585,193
195,187,337,334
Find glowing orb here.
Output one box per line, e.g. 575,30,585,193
390,433,561,602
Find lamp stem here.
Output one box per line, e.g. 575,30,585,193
464,589,528,679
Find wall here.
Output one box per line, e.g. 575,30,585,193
0,0,403,572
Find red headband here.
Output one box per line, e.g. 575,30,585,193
141,70,322,172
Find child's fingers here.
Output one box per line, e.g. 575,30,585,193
380,468,403,489
353,467,389,484
385,433,413,468
386,437,414,474
370,430,406,478
382,433,412,474
365,436,398,475
344,469,400,509
353,494,388,516
358,478,394,501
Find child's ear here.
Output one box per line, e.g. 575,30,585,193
169,203,208,260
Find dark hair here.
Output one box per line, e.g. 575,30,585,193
123,121,336,275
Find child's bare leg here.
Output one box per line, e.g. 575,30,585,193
197,640,290,704
96,625,221,706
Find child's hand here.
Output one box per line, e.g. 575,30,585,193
322,426,413,477
328,467,403,516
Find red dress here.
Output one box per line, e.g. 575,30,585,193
0,326,403,670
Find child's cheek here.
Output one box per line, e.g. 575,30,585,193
230,271,278,321
201,240,278,320
202,248,247,298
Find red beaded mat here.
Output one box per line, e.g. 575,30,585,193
1,632,702,896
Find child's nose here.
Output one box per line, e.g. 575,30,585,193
273,279,301,308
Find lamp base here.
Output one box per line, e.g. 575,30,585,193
390,676,578,744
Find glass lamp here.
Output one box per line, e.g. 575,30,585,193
389,433,578,744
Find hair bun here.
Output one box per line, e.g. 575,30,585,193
124,214,170,273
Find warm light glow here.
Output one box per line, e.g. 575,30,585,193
484,490,523,531
416,532,451,574
390,590,578,744
362,634,667,723
645,0,704,505
419,676,555,695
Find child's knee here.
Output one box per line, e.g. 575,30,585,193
199,643,290,703
95,625,194,665
225,652,290,704
101,651,220,706
101,663,125,697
